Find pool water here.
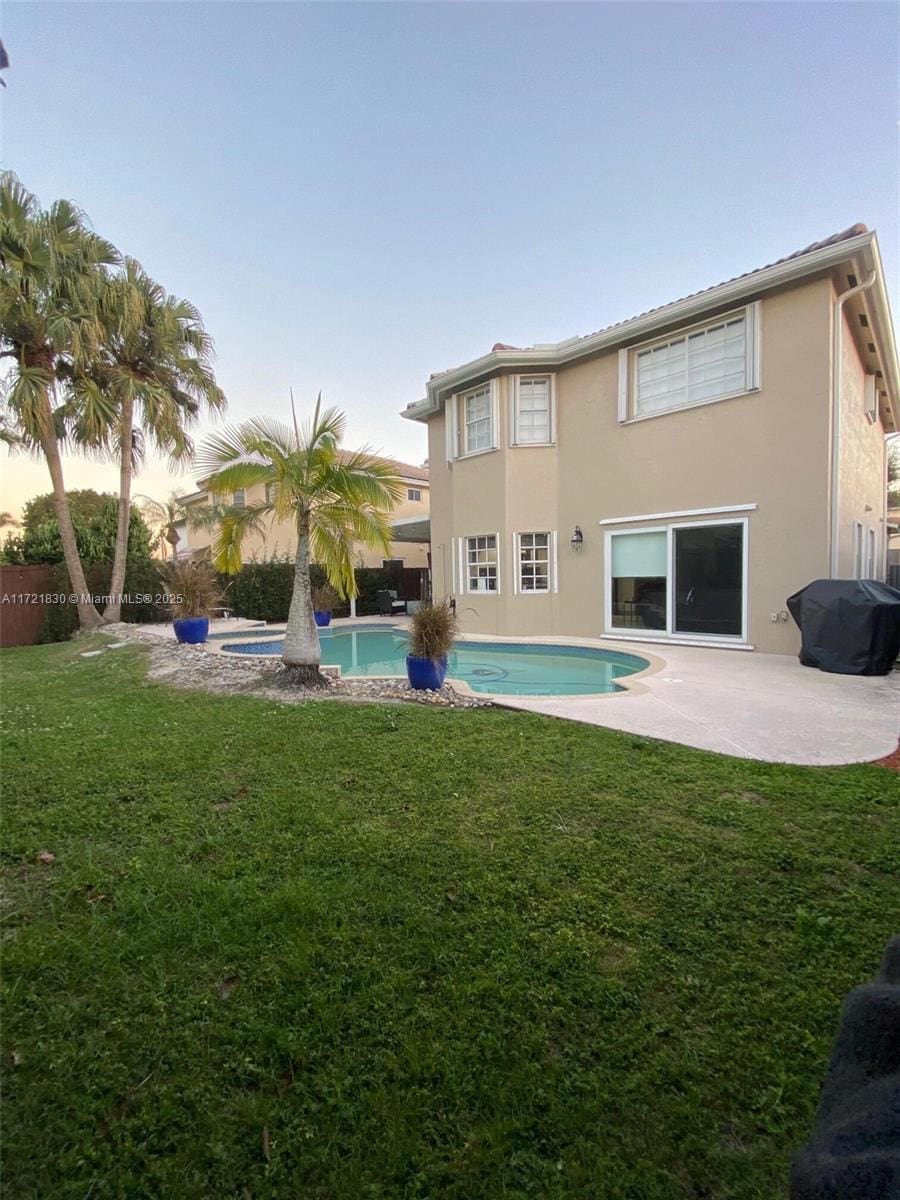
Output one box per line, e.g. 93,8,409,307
222,625,648,696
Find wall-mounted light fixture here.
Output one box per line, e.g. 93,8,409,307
570,526,584,551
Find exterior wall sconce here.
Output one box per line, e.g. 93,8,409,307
571,526,584,551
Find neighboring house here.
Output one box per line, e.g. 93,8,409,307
176,455,431,569
402,225,899,655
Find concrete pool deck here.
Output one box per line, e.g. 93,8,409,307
137,618,898,766
495,638,899,767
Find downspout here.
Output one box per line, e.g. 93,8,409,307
829,270,876,576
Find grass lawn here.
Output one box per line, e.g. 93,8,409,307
2,638,897,1200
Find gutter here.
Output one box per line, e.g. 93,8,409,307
829,270,877,576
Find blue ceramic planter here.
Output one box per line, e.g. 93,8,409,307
173,616,210,644
406,654,448,691
314,611,332,628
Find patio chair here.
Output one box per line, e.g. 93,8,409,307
376,589,407,616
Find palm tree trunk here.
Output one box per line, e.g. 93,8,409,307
37,388,104,631
103,394,134,622
282,515,324,683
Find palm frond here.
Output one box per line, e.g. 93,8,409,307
211,504,269,575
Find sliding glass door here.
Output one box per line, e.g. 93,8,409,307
673,523,744,637
606,519,747,642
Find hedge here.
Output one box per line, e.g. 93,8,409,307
39,559,414,641
39,560,171,643
220,561,403,622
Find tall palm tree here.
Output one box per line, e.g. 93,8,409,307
0,172,119,630
197,394,404,682
74,259,226,621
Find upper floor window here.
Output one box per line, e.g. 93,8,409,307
512,376,554,445
466,534,499,592
232,489,246,509
620,303,760,421
265,483,275,505
463,385,494,454
407,487,422,502
447,380,499,461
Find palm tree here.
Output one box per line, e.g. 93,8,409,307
74,259,226,621
197,394,404,682
0,172,119,630
135,490,227,560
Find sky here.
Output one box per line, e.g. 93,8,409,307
1,0,898,518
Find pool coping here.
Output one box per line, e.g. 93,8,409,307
210,621,666,700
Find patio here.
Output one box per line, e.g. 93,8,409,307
495,638,899,767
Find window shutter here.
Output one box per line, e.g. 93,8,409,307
445,397,457,464
617,350,629,422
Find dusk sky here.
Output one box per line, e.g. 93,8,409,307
1,1,897,516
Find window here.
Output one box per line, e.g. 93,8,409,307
466,535,498,592
407,488,422,502
517,532,551,592
382,558,404,570
265,483,275,505
621,305,759,421
610,531,668,631
232,489,246,509
606,520,747,642
463,385,494,454
513,376,553,444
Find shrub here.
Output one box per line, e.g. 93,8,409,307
408,600,457,661
161,560,225,619
311,583,340,613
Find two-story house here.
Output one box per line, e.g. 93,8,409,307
174,455,431,569
403,226,898,655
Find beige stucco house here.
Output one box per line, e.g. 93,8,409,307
403,226,898,655
175,456,431,569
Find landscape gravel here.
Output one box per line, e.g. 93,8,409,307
95,624,491,709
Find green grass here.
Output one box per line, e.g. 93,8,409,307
1,638,897,1200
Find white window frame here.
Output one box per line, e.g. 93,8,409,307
603,516,750,647
513,531,554,595
509,374,556,446
617,302,761,424
450,380,500,460
407,487,422,502
232,488,246,509
463,533,501,594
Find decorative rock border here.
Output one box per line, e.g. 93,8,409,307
95,625,491,709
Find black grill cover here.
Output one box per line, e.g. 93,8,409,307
786,579,900,676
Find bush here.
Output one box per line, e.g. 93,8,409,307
408,600,458,660
161,561,224,619
219,561,403,622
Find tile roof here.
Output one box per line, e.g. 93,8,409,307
478,225,870,361
409,224,875,412
565,223,869,348
354,453,429,482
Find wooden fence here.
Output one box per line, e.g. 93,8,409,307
0,564,55,647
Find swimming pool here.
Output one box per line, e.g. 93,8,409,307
222,625,649,696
